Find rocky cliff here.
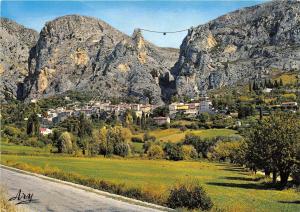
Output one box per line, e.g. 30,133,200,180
173,0,300,98
19,15,178,104
1,1,300,103
0,18,38,100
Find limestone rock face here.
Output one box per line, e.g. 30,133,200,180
20,15,178,104
173,0,300,98
0,18,38,100
2,1,300,103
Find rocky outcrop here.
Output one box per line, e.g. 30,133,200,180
19,15,178,104
173,0,300,98
2,1,300,103
0,18,38,101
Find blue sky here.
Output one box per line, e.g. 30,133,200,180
1,0,267,47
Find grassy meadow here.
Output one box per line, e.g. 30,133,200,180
0,141,52,156
135,128,239,143
1,152,299,211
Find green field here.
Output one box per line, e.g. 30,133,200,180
0,142,52,156
144,128,239,143
1,153,299,211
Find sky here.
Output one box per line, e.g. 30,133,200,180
1,0,267,48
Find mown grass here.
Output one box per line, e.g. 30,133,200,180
0,142,52,156
145,128,239,143
1,155,299,211
171,120,198,126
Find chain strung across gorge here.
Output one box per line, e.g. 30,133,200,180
138,28,190,35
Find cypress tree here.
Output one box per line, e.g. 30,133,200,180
279,78,283,87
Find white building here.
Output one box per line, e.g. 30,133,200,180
199,95,213,114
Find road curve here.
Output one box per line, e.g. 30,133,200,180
0,167,163,212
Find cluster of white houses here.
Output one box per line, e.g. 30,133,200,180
169,95,214,118
38,94,298,133
41,102,156,126
39,96,215,128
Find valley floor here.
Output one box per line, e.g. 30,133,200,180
1,150,300,211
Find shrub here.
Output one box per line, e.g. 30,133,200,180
3,126,22,137
184,134,216,158
167,180,213,210
143,140,162,153
198,112,210,123
164,143,184,161
182,145,198,160
114,142,130,157
210,140,246,163
147,144,164,159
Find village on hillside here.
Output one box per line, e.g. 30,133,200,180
36,92,299,135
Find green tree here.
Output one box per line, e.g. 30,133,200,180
198,112,210,123
152,106,169,117
164,142,184,161
279,78,283,87
182,145,198,160
274,80,279,88
246,112,300,186
184,134,216,158
147,144,164,159
238,104,255,119
124,110,133,127
141,112,146,129
58,131,73,154
77,113,92,155
26,113,40,136
211,140,246,164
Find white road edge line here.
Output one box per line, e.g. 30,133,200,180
0,164,173,211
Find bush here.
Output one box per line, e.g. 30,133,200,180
143,140,164,154
167,180,213,210
114,142,130,157
210,140,245,163
198,112,210,123
147,144,164,159
182,145,198,160
184,134,216,158
164,143,184,161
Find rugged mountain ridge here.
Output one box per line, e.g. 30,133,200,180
1,1,300,103
173,0,300,98
0,18,38,100
18,15,178,104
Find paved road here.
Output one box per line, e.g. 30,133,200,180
0,167,162,212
